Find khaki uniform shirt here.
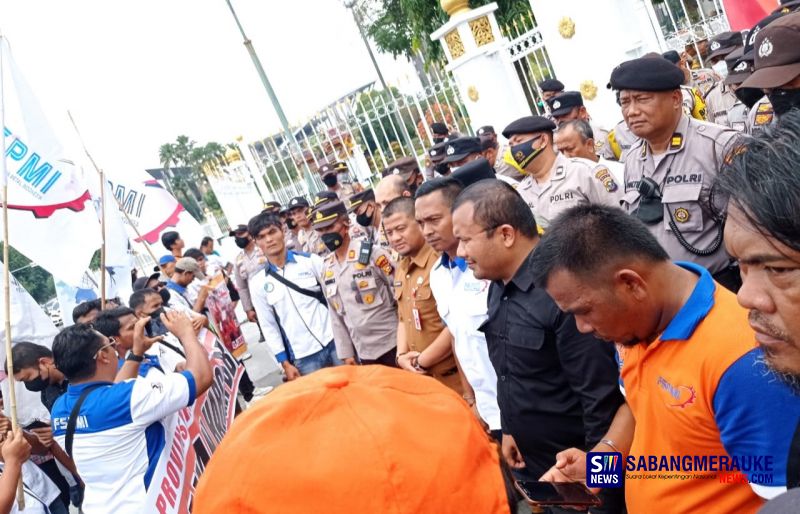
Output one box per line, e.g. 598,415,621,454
324,239,398,360
233,246,267,312
727,100,749,133
689,68,722,98
747,96,775,136
394,243,463,394
704,83,739,128
516,153,623,230
591,122,615,160
621,115,739,274
607,120,639,163
284,229,300,252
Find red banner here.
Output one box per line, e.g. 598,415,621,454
723,0,776,31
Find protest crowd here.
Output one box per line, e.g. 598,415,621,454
3,5,800,514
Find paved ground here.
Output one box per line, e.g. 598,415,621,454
239,320,284,390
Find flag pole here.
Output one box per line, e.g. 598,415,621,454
0,33,26,511
99,167,106,309
67,112,161,268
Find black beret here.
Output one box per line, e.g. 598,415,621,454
547,91,584,117
662,50,681,64
502,116,557,139
608,56,685,91
443,137,483,164
450,158,495,188
287,196,310,210
427,141,448,164
707,31,744,60
538,78,565,92
347,188,375,211
310,201,348,230
430,122,449,136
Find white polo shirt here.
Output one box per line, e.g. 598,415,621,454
249,250,333,363
430,254,501,430
51,370,196,514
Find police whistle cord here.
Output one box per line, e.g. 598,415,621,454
667,210,724,257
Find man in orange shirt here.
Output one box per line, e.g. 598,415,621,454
534,205,800,513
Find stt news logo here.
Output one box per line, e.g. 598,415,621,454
586,452,623,488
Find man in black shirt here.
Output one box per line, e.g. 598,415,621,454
451,180,624,486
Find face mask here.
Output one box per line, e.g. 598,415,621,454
502,148,528,176
356,209,374,227
434,163,450,176
24,373,48,393
321,232,344,252
712,60,728,80
322,175,338,187
286,218,297,230
159,288,172,305
768,89,800,116
735,86,764,109
509,136,545,170
234,236,250,249
149,307,165,320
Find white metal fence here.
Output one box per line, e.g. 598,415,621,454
645,0,731,67
501,12,556,116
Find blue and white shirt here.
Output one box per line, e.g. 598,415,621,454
249,250,333,363
430,253,501,430
51,371,196,514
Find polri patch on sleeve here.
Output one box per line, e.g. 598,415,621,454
594,167,618,193
375,254,395,276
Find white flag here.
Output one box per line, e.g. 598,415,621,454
0,38,100,284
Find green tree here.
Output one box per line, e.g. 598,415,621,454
1,244,56,304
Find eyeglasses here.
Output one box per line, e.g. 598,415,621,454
94,340,119,360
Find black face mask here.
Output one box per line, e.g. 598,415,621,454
735,87,766,109
356,212,373,227
149,307,166,320
510,136,545,169
234,236,250,249
322,175,338,187
24,375,48,393
159,288,172,305
768,88,800,116
321,232,344,252
632,177,663,225
434,163,450,176
286,218,297,230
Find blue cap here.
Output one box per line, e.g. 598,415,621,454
159,255,176,266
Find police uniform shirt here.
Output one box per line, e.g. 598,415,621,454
323,239,398,361
689,67,722,98
305,228,328,256
297,227,314,254
591,122,615,160
704,82,739,128
394,243,463,395
607,120,639,163
621,115,739,274
727,100,749,133
480,248,624,478
516,153,623,230
249,250,334,364
430,254,501,431
233,246,267,312
747,96,775,135
284,229,300,252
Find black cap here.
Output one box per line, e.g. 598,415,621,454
547,91,584,118
741,12,800,89
262,201,281,214
502,116,557,139
608,56,685,91
229,224,248,236
381,156,419,178
287,196,310,210
743,12,788,60
313,190,339,208
310,200,348,230
450,158,495,188
431,122,448,136
539,78,565,92
476,126,495,137
662,50,681,64
724,48,751,85
443,137,483,164
347,188,375,211
133,272,162,292
427,141,448,164
318,162,336,177
707,31,744,60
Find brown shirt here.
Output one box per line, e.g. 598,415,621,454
394,243,462,393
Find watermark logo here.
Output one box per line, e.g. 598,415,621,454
587,451,623,488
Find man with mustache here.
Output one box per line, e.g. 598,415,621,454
533,204,800,513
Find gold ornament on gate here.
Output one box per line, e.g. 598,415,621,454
558,17,576,39
440,0,470,17
469,16,495,47
467,86,479,102
444,29,465,59
580,80,598,101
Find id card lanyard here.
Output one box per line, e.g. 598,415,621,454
411,275,423,331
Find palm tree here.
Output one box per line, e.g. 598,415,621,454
158,143,178,195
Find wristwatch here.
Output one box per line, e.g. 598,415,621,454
126,353,144,363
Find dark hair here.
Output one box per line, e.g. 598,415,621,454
530,204,670,288
161,231,181,251
248,212,283,240
10,342,53,374
129,289,159,311
200,236,214,248
93,307,136,338
414,177,463,208
452,180,538,239
72,299,102,323
184,248,205,261
383,196,416,219
53,324,105,381
558,119,594,142
712,110,800,254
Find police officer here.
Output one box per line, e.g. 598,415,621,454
348,188,389,249
430,122,449,144
230,224,267,325
538,78,564,102
662,49,718,106
318,162,356,200
305,191,340,256
477,125,523,181
501,115,623,230
609,55,741,291
262,201,281,215
703,34,745,127
286,196,314,253
606,118,638,162
714,48,751,131
425,140,450,179
546,91,613,159
381,156,423,195
441,137,484,170
311,200,399,366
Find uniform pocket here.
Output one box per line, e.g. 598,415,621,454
662,184,703,233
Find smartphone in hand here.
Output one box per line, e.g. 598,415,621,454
515,481,602,507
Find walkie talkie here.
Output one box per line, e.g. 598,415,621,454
358,239,373,266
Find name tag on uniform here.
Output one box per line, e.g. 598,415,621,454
464,281,484,292
412,308,422,331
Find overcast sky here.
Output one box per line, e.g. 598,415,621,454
2,0,417,175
